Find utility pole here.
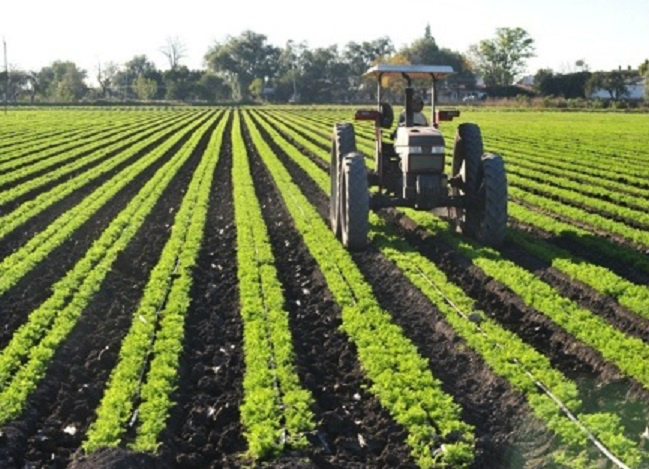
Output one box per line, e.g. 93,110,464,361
3,37,8,115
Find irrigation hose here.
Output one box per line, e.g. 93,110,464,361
413,264,632,469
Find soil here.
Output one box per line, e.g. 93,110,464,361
243,113,418,468
0,112,216,350
248,112,558,468
0,113,222,469
1,109,647,469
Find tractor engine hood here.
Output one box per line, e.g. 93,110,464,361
394,127,446,173
394,127,445,153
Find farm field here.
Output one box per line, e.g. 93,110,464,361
1,107,649,469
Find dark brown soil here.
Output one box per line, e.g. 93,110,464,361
155,114,248,469
383,210,649,410
248,112,559,468
500,241,649,343
244,113,418,468
0,112,215,351
0,113,222,469
0,114,180,192
0,112,205,256
508,217,649,286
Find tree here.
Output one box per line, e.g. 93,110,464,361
276,40,309,102
468,27,535,86
399,27,475,99
196,72,231,101
160,36,187,70
96,61,118,98
297,46,349,102
248,77,264,100
0,68,31,102
586,71,629,100
133,74,157,100
37,61,87,102
163,66,202,101
534,69,591,98
114,55,162,99
639,59,649,76
205,31,280,100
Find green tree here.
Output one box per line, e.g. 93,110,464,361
343,37,394,98
586,71,629,100
133,74,157,100
639,59,649,75
534,69,591,98
37,61,87,102
205,31,280,100
398,27,476,99
248,77,264,100
163,66,202,101
196,72,231,101
114,55,163,99
468,27,535,86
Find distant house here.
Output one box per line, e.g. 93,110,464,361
590,76,646,100
516,75,535,89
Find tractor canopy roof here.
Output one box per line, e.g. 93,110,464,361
364,64,455,80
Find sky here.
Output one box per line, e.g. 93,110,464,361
1,0,648,83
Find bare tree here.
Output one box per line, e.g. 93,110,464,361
160,36,187,70
97,61,118,98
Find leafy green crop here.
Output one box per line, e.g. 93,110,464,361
84,113,225,452
245,111,475,469
232,112,315,459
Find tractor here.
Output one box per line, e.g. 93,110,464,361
330,64,507,250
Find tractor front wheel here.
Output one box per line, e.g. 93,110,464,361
340,152,369,250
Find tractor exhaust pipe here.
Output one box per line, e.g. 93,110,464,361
404,86,414,127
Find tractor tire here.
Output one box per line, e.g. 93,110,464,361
474,153,508,247
452,123,484,236
330,123,357,238
340,152,369,250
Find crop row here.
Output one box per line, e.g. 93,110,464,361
244,111,476,468
0,113,220,425
0,111,150,157
84,112,227,452
0,112,160,172
253,110,646,468
231,113,316,458
0,111,217,296
0,111,191,201
0,111,206,242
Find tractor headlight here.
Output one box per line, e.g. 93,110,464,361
409,146,445,155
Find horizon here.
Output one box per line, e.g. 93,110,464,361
2,0,648,84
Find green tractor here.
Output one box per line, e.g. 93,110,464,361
330,64,507,250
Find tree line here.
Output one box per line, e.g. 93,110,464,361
1,28,647,104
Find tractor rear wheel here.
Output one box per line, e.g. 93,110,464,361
473,153,507,246
331,123,357,237
340,152,369,250
451,123,484,236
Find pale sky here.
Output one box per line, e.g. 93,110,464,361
1,0,648,82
